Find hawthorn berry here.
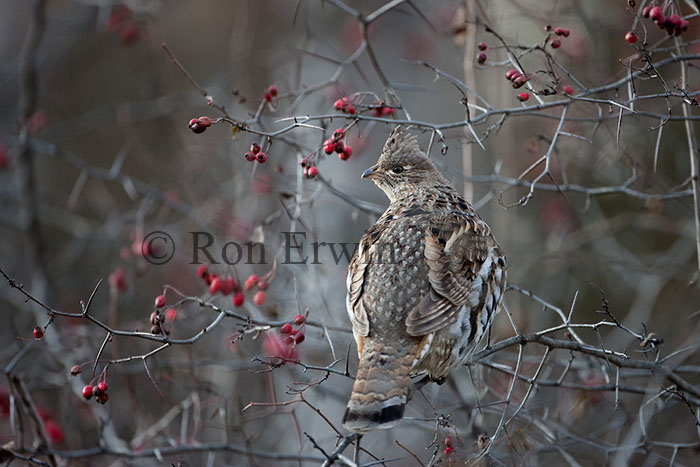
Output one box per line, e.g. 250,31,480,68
517,92,530,102
307,166,318,178
294,333,305,344
197,265,208,279
33,327,44,339
625,31,638,44
155,295,166,308
82,385,93,400
244,274,259,291
188,118,205,134
343,146,353,158
222,278,237,295
294,314,306,325
478,42,487,51
198,116,212,128
324,141,336,154
250,142,261,154
334,98,348,110
476,52,487,65
233,291,245,307
562,29,570,37
151,324,162,334
150,311,160,325
267,85,278,97
256,152,267,164
96,393,109,404
334,141,345,154
281,323,293,334
346,105,356,115
264,92,273,102
563,85,574,95
505,69,520,81
71,365,82,376
257,280,268,291
97,381,108,393
300,157,308,167
0,146,8,170
649,7,663,22
245,152,256,162
210,277,223,294
253,291,267,306
550,39,561,49
444,446,455,455
642,6,651,18
166,308,177,321
668,14,681,28
555,27,564,36
628,0,635,7
333,128,345,138
681,19,690,31
512,76,528,89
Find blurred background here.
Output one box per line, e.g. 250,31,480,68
1,0,699,465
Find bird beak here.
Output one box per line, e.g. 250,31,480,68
362,165,379,179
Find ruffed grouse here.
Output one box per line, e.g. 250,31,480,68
343,128,506,433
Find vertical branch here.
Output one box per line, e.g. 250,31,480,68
461,0,477,203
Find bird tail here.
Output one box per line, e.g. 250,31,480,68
342,340,414,433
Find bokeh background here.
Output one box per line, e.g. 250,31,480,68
1,0,700,465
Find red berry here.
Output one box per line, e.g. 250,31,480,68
294,332,305,344
256,152,267,163
444,446,454,455
554,27,564,36
681,19,690,31
511,76,528,88
517,92,530,102
290,328,298,335
668,14,681,28
281,323,293,334
264,92,272,102
245,274,259,291
649,7,663,21
334,98,347,110
642,6,651,18
294,314,306,325
505,69,520,81
253,291,267,306
346,105,356,115
477,42,487,51
323,141,336,154
155,295,166,308
333,128,345,139
245,152,256,162
343,146,353,158
222,278,237,295
307,166,318,178
97,381,108,392
445,436,453,446
300,157,308,167
198,116,212,128
120,21,138,46
82,385,93,400
257,280,268,291
563,85,574,95
476,52,487,64
166,307,177,321
250,142,261,154
210,277,223,294
283,335,295,345
33,327,44,339
70,365,82,376
267,85,278,97
233,291,245,307
550,39,561,49
197,265,208,279
562,29,570,37
625,31,637,44
339,152,349,161
109,267,127,291
334,141,345,154
96,393,109,404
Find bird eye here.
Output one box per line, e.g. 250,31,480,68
391,165,404,174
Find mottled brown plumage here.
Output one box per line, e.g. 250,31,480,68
343,127,506,433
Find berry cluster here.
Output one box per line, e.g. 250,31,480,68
505,69,531,89
106,5,142,46
82,381,109,404
334,96,356,115
188,116,213,134
300,157,319,178
370,101,394,117
476,42,488,64
279,314,307,345
546,25,570,49
244,274,268,306
197,265,246,307
444,436,455,455
244,141,267,164
323,128,353,160
264,85,279,102
641,6,690,36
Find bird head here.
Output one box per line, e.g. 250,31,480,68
362,127,441,202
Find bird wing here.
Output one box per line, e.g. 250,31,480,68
346,226,380,337
405,212,503,336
